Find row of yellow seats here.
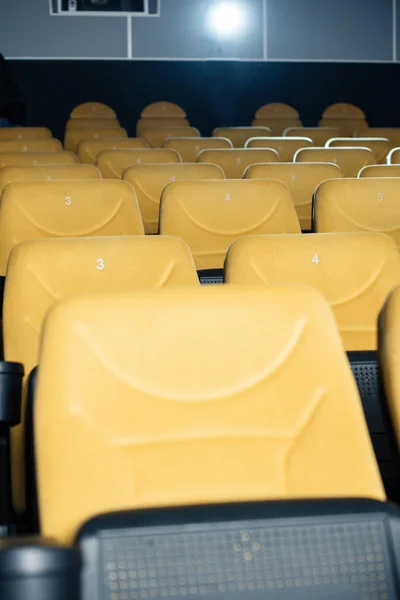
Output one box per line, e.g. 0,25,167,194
5,274,400,600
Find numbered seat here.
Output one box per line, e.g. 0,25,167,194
29,284,384,550
244,162,342,231
3,235,199,516
314,177,400,248
163,136,233,162
359,165,400,178
322,103,366,119
355,128,400,149
212,127,271,148
96,148,181,179
136,117,190,137
0,139,62,154
0,164,101,196
65,118,121,131
77,138,148,164
285,127,340,146
245,136,313,161
255,103,299,119
123,163,224,234
64,127,127,153
159,179,300,281
0,152,78,168
252,117,302,136
387,148,400,165
295,147,375,177
141,101,186,118
0,180,144,277
143,126,200,149
327,138,390,164
226,232,400,498
319,119,369,136
70,102,117,120
196,148,279,178
0,128,52,141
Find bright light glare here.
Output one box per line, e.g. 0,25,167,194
207,2,244,38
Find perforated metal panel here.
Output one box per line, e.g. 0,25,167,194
100,517,393,600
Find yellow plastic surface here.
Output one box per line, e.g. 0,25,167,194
359,165,400,178
141,102,186,118
35,285,385,543
380,285,400,449
226,232,400,351
285,127,340,146
197,148,279,178
0,179,144,275
123,163,224,234
322,103,365,119
354,128,400,148
78,138,148,164
314,177,400,248
212,127,272,148
66,118,121,131
244,162,342,231
295,147,375,177
245,137,313,161
252,118,302,136
255,103,299,119
143,127,200,149
386,148,400,165
319,119,369,136
137,118,190,136
164,137,233,162
0,164,101,196
0,128,52,140
160,179,300,269
97,148,181,179
327,138,390,164
64,127,127,153
70,102,117,119
0,139,62,154
0,152,78,168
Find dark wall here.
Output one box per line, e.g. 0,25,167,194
8,60,400,140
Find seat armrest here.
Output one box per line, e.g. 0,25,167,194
0,538,81,600
0,362,24,426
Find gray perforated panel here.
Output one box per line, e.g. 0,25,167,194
199,275,224,285
101,517,393,600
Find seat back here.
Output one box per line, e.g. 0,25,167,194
323,103,365,119
359,164,400,178
97,148,181,178
285,127,340,146
0,164,101,195
137,118,190,136
4,235,199,514
314,177,400,248
327,138,390,164
387,148,400,165
70,102,116,119
0,139,62,154
196,148,279,178
123,163,224,234
164,137,232,162
295,147,375,177
319,119,369,136
64,127,127,153
244,162,342,231
355,128,400,148
35,284,384,543
77,138,148,164
0,128,52,140
380,285,400,448
0,180,144,275
245,136,313,161
159,179,300,270
143,127,200,149
0,152,78,168
255,103,299,118
212,127,271,148
141,101,186,118
252,117,302,135
226,232,400,351
66,118,120,131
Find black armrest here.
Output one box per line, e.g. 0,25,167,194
0,362,24,426
0,538,81,600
